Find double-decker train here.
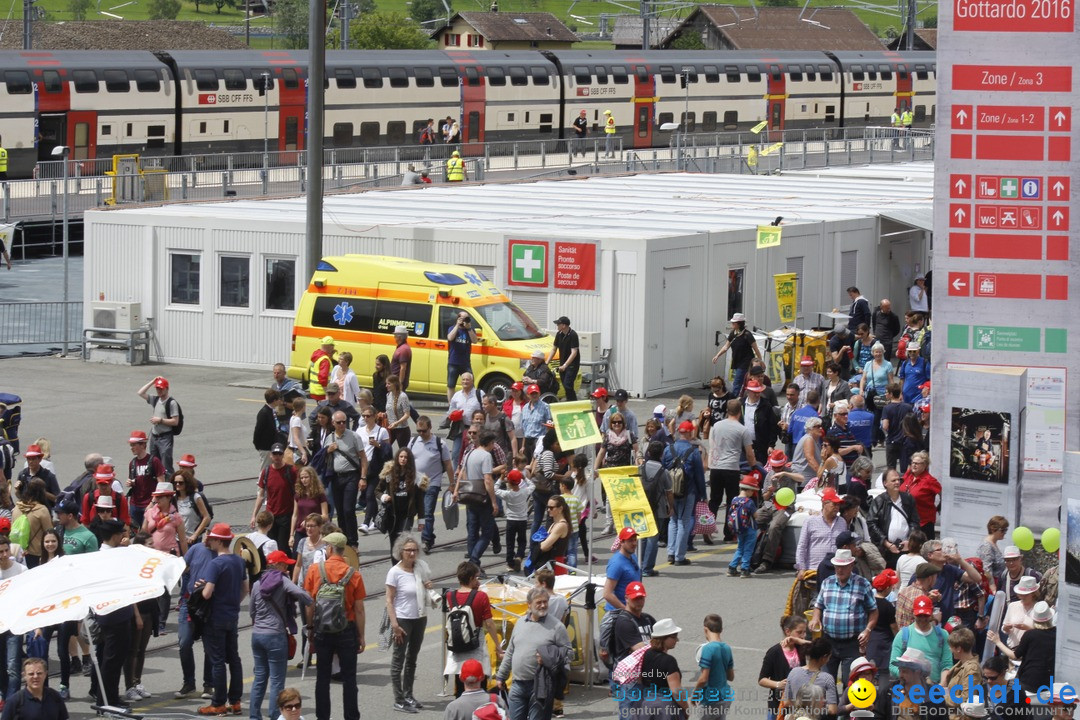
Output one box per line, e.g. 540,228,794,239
0,48,936,178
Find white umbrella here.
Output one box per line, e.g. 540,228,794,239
0,544,186,634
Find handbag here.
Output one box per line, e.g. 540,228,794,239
441,489,460,531
374,499,392,534
377,607,393,651
692,500,716,535
612,645,648,685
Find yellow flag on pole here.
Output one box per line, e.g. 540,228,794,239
548,400,601,450
756,225,782,250
774,272,797,324
760,141,784,156
599,467,658,539
751,120,769,134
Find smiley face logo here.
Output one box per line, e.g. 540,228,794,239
848,678,876,709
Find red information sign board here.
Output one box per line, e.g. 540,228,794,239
952,65,1073,92
552,242,598,292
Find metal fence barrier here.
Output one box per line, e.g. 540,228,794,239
0,301,83,346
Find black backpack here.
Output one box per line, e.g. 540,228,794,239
445,588,481,653
157,396,185,436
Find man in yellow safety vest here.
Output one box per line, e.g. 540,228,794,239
0,135,8,180
446,150,466,182
603,110,616,157
308,336,335,401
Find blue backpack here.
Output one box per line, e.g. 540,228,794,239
726,496,755,534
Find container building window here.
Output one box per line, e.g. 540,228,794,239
265,258,295,311
170,253,201,305
220,256,250,308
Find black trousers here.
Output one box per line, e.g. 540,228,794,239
93,621,132,707
331,471,360,545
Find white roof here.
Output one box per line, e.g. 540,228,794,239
97,164,935,240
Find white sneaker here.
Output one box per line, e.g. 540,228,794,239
358,524,370,535
125,687,143,702
136,684,152,699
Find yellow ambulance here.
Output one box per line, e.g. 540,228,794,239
289,255,555,398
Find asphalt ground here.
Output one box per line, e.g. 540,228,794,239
2,354,804,720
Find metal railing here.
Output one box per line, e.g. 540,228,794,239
82,326,152,365
0,301,83,346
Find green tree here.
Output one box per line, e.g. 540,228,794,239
409,0,449,25
922,14,937,27
759,0,797,6
67,0,92,20
669,31,704,49
274,0,309,48
215,0,235,13
349,11,434,48
148,0,182,19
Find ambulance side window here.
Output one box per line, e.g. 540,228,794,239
373,300,433,338
440,306,478,339
311,296,375,332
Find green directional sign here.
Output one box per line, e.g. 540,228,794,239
947,324,1066,353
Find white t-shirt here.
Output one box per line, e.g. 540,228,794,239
909,284,928,312
355,424,390,462
386,564,421,620
896,553,924,588
289,415,310,451
0,560,26,579
247,531,279,556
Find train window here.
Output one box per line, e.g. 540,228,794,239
702,111,717,132
195,70,218,91
282,69,299,89
637,106,648,137
531,67,549,85
897,64,909,80
42,70,62,93
102,125,111,136
387,121,406,144
867,70,877,81
439,67,458,87
723,65,737,82
681,111,695,132
284,117,298,150
594,67,607,84
509,67,527,86
538,112,551,134
221,69,244,91
723,110,738,130
612,65,628,84
412,119,427,137
73,70,98,93
746,65,762,83
657,111,673,127
851,65,864,81
768,65,781,81
805,65,816,81
127,123,133,136
134,69,160,92
387,68,407,88
464,67,479,87
359,121,379,146
659,66,675,83
199,121,207,134
414,68,433,87
223,120,230,133
362,68,382,89
704,65,719,83
148,125,165,143
335,68,356,88
104,70,129,93
683,68,698,83
4,71,31,94
487,67,506,86
788,69,802,82
469,112,481,140
914,105,926,122
915,65,928,80
819,65,833,81
825,105,835,122
574,66,590,84
879,65,892,80
635,66,648,82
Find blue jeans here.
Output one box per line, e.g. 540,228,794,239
466,502,495,565
670,493,696,562
566,527,579,568
731,367,748,398
130,504,148,532
729,526,756,571
250,633,288,720
508,676,547,720
1,631,20,699
178,597,212,689
641,535,660,572
204,619,243,706
614,681,641,720
421,485,440,545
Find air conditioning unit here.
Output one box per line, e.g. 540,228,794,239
576,331,602,364
91,301,142,333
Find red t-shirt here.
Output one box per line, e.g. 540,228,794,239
81,488,132,525
259,464,297,517
129,454,166,507
447,588,493,625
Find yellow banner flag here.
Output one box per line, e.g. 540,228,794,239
760,141,784,156
756,225,782,250
774,272,797,324
599,466,658,539
549,400,601,450
751,120,769,134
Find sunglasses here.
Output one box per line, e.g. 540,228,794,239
282,704,302,711
333,420,347,425
610,421,624,426
547,504,559,509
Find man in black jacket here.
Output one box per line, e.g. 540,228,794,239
252,389,283,471
871,298,901,361
846,286,871,332
742,380,778,463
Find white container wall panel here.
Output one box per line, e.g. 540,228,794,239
325,234,387,259
613,272,641,398
83,221,150,314
544,292,603,339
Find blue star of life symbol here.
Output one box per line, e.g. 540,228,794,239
333,301,354,326
464,272,484,286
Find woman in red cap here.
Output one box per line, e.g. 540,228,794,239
866,569,899,674
503,382,527,433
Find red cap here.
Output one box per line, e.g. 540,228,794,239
618,527,638,541
625,581,647,599
129,430,148,444
677,420,695,433
178,454,197,468
0,518,10,534
913,595,934,616
24,444,43,458
590,387,609,399
447,409,465,422
872,569,899,591
94,464,116,481
920,381,931,389
511,381,524,391
460,659,485,682
526,384,541,395
800,355,814,366
154,376,169,389
506,469,523,484
767,449,789,468
745,380,765,393
739,474,760,490
821,488,844,504
266,550,296,565
208,523,234,541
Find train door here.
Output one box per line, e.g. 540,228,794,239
766,64,786,132
279,107,303,155
448,54,485,156
67,111,97,161
632,65,653,148
895,64,913,120
38,114,65,163
276,66,306,163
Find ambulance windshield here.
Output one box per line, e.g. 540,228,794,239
475,302,545,341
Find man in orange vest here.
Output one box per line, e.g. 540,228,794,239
308,336,335,401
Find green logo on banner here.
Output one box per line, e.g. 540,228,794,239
510,243,547,285
550,401,601,450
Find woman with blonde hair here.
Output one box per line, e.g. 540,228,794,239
668,395,695,436
289,466,328,551
331,350,360,406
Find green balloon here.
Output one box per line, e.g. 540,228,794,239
775,487,796,507
1042,527,1061,553
1012,526,1035,552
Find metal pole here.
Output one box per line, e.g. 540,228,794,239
640,0,649,50
306,0,326,285
341,1,350,49
262,72,270,161
245,0,250,46
905,0,915,50
23,0,31,49
61,149,69,356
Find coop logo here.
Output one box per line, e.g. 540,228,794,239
199,93,217,105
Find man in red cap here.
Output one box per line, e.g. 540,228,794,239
602,528,641,618
590,386,611,430
792,355,826,402
444,658,505,720
15,444,59,508
889,595,948,681
137,375,181,476
609,581,654,719
196,523,248,716
662,421,706,564
795,488,848,581
81,464,131,526
742,379,778,465
127,430,166,530
520,384,552,462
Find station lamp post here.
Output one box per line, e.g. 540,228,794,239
51,145,70,356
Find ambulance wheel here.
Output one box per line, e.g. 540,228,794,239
481,374,514,404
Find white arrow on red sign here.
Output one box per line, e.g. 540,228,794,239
956,109,968,124
954,207,967,222
1052,180,1065,197
1052,210,1065,226
1054,111,1067,127
952,277,967,291
955,178,967,193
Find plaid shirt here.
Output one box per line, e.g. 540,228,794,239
813,572,876,640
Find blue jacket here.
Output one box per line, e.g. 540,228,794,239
662,439,706,499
